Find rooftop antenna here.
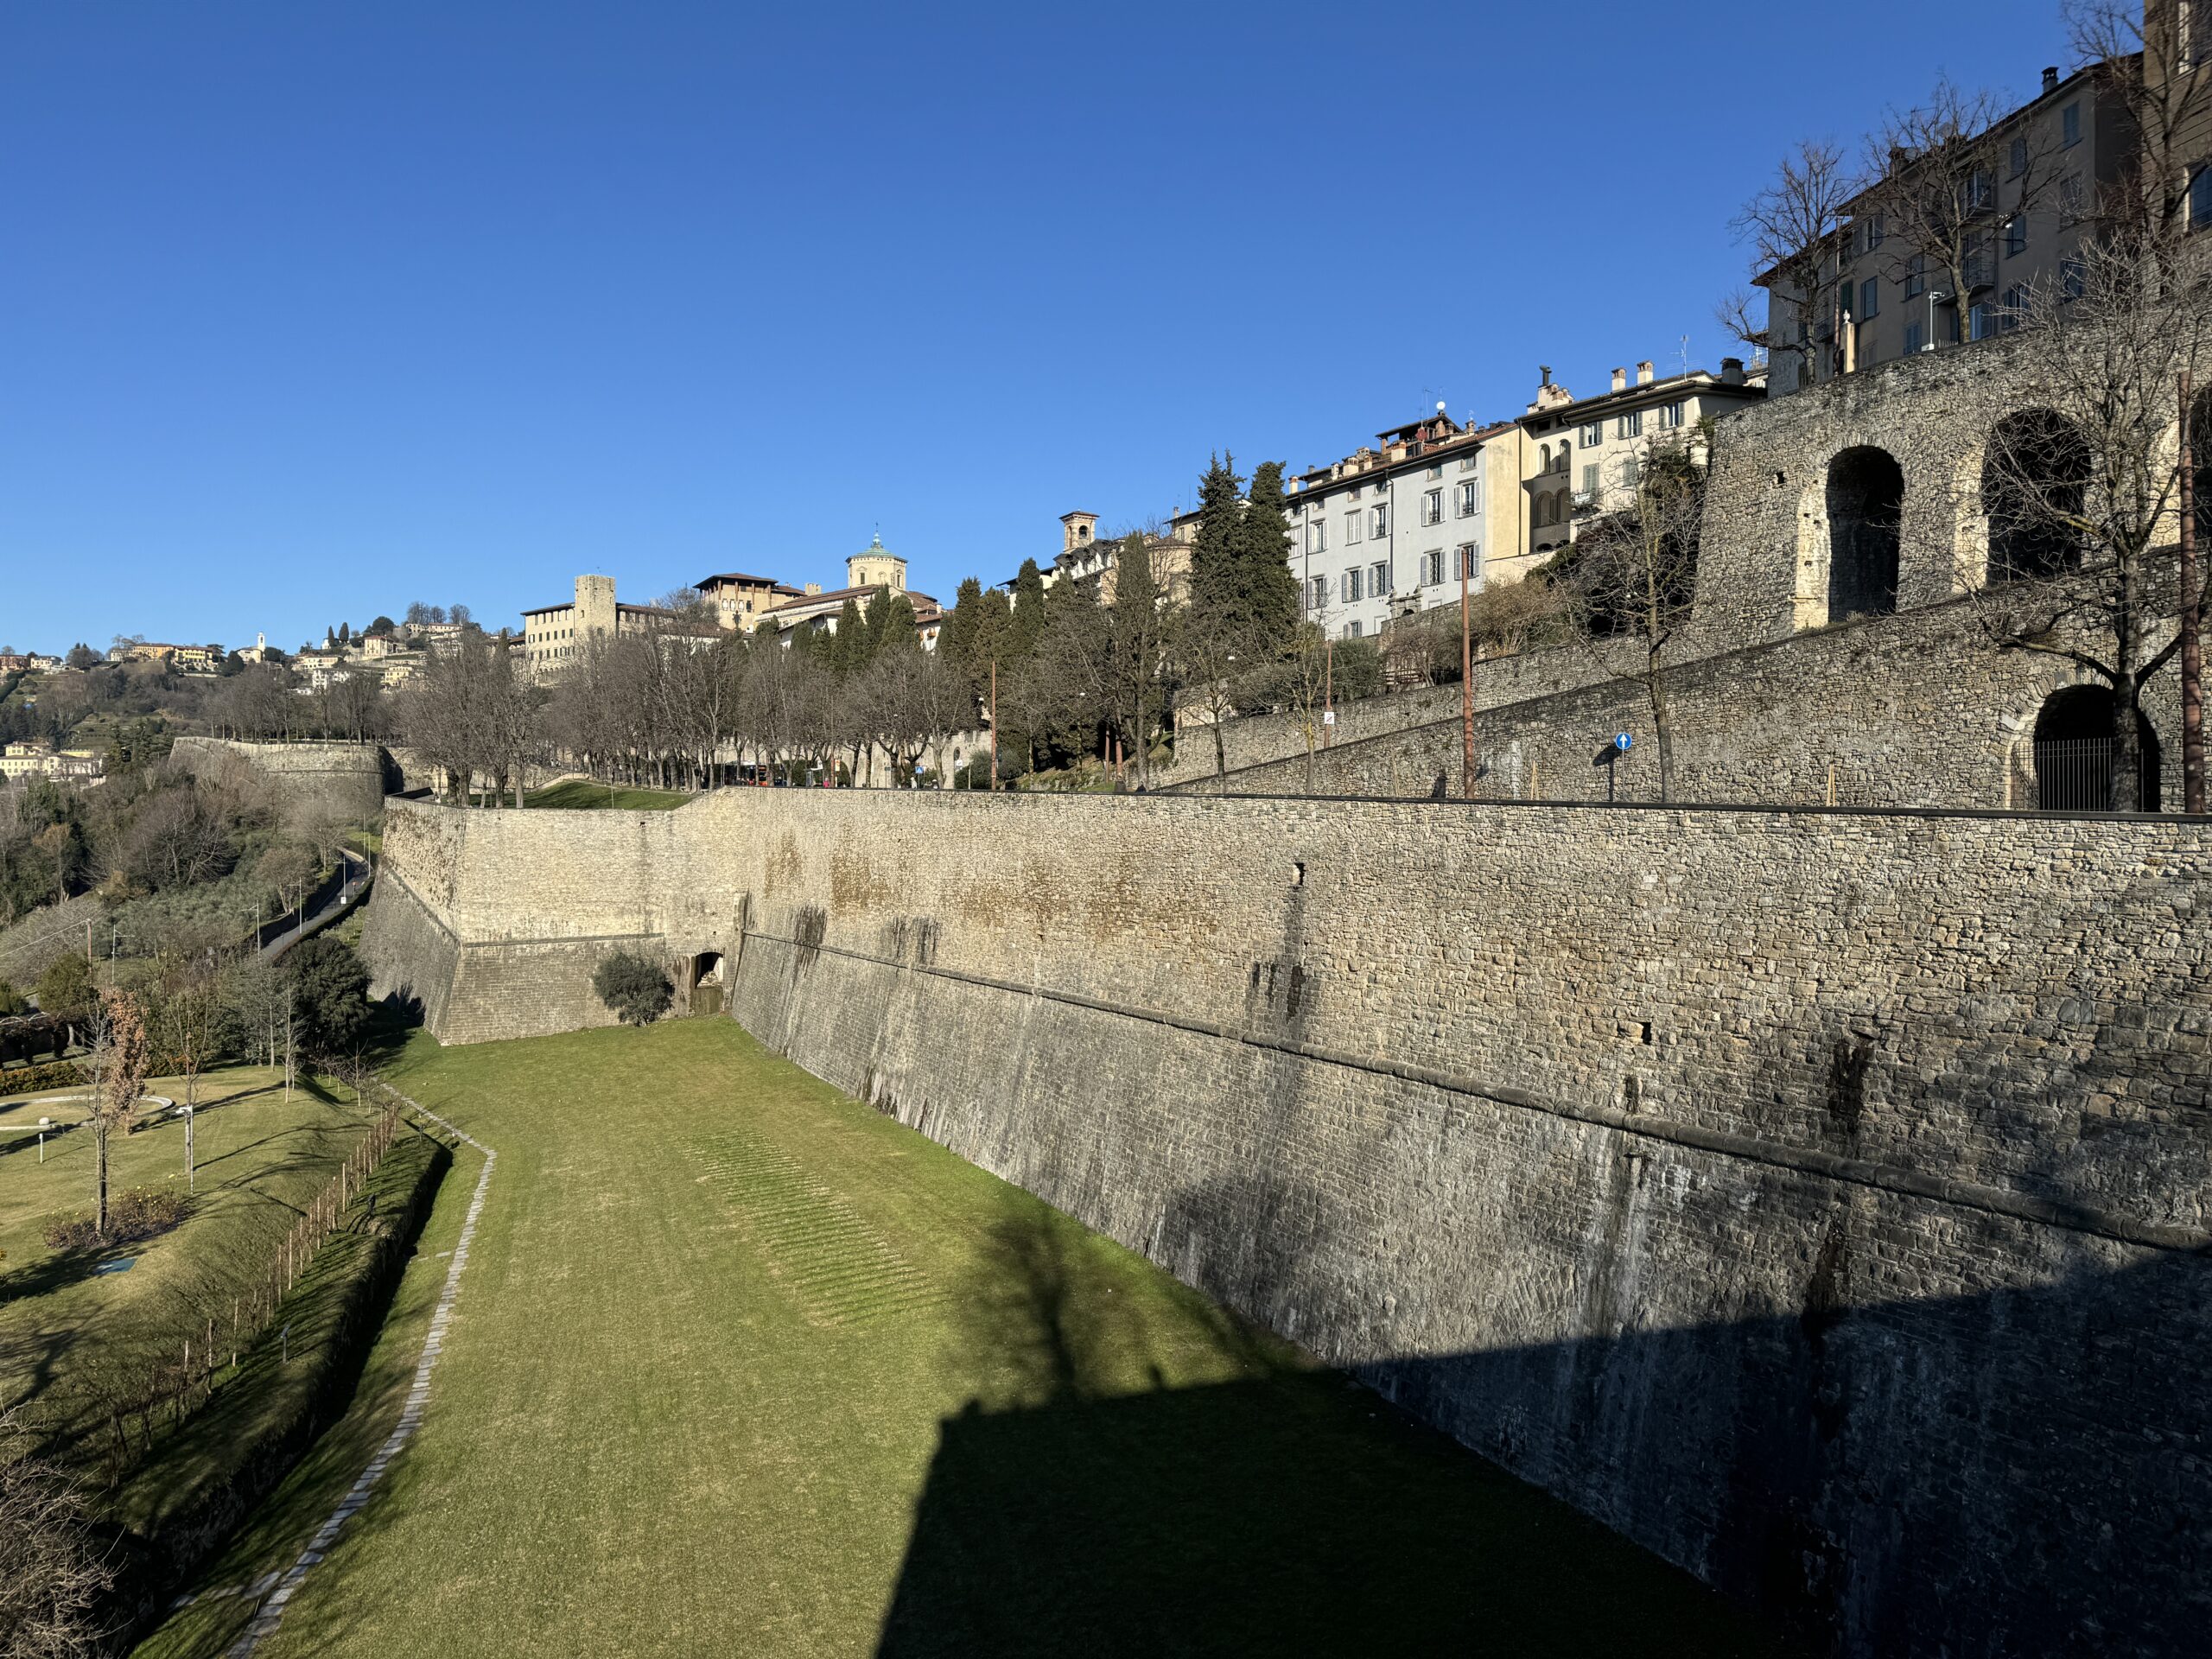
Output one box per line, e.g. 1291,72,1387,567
1680,335,1691,378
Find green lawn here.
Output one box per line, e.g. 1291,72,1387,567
134,1020,1782,1658
0,1065,381,1482
510,778,691,810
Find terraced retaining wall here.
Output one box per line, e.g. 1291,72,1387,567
359,789,2212,1656
172,737,391,823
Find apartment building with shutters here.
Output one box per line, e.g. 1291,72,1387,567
1281,407,1527,641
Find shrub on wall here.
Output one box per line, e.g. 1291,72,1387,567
593,950,671,1027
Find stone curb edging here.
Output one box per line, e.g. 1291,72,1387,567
226,1092,494,1658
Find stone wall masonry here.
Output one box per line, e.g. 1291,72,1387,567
359,789,2212,1655
1160,330,2183,805
172,737,391,823
1154,643,1610,787
361,801,673,1044
1173,592,2189,812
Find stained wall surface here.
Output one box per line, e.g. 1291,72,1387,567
171,736,391,823
359,790,2212,1656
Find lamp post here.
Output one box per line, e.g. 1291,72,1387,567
1923,290,1948,351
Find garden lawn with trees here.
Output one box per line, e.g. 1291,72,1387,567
0,1064,388,1484
134,1019,1780,1659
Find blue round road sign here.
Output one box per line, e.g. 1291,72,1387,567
1614,732,1633,751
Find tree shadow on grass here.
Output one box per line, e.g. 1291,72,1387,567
887,1182,1779,1659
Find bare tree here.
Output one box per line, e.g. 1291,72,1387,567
1557,433,1710,801
1859,78,2061,353
91,986,150,1239
401,632,537,804
1107,533,1171,787
2067,1,2212,243
1958,227,2212,808
1173,598,1272,779
1719,138,1859,389
0,1411,115,1657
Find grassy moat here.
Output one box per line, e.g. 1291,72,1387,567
130,1020,1781,1657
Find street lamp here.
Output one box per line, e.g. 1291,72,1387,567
1923,289,1948,350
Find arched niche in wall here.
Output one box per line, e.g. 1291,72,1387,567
2030,683,2161,811
1825,446,1904,622
1984,409,2090,584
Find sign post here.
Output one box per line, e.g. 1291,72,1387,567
1596,732,1632,804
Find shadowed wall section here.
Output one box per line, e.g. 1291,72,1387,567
359,791,2212,1656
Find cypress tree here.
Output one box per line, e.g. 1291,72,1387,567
1237,461,1301,645
861,588,894,663
831,597,867,674
879,593,919,655
1007,559,1049,666
1188,452,1246,619
969,587,1014,705
942,576,983,684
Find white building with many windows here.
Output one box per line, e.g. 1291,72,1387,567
1281,406,1529,641
1516,359,1764,549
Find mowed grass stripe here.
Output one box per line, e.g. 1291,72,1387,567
689,1134,949,1328
134,1020,1779,1659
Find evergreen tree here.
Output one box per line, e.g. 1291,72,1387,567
1187,453,1246,619
1109,533,1168,786
1236,461,1301,645
879,593,920,655
1007,559,1049,666
969,588,1014,707
830,598,867,674
941,577,984,691
861,588,895,661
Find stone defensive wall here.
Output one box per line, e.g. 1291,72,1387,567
359,789,2212,1655
1172,591,2186,809
171,736,392,823
1165,328,2191,809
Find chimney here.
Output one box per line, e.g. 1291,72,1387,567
2043,65,2059,95
1636,360,1654,385
1539,365,1553,387
804,582,822,595
1611,366,1627,392
1720,357,1745,385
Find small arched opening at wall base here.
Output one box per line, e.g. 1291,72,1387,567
1985,409,2090,583
2032,685,2161,811
1825,447,1904,622
690,951,726,1016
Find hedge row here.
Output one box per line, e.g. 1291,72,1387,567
0,1058,86,1096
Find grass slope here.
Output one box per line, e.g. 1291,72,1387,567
488,779,690,811
0,1068,380,1474
137,1021,1781,1657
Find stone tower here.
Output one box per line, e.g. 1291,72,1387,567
846,534,905,593
1060,511,1099,556
575,574,618,639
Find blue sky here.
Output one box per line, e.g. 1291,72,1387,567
1,1,2079,653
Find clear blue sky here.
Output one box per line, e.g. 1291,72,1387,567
1,1,2080,654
